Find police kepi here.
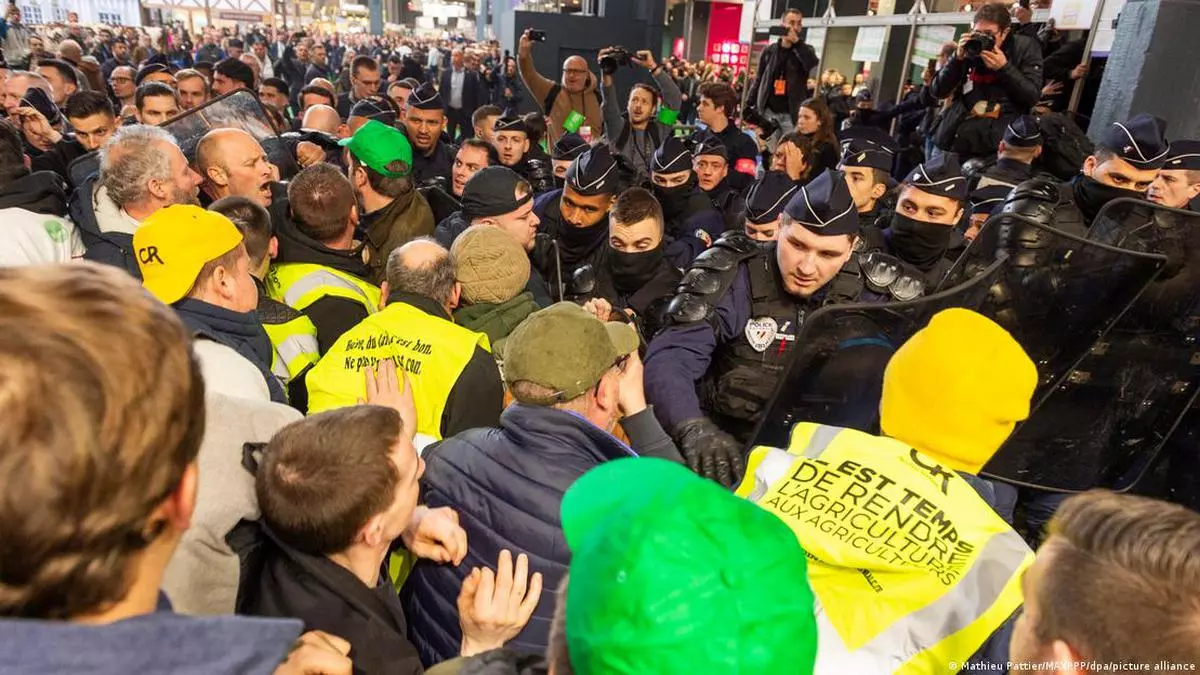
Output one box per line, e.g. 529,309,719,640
838,126,898,230
643,168,865,487
649,135,726,266
1148,139,1200,210
741,170,800,242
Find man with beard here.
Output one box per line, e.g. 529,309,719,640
649,136,725,267
599,47,681,177
857,154,968,298
576,187,681,340
644,168,864,486
1006,114,1170,235
739,170,799,242
530,143,620,298
692,137,744,230
1147,140,1200,211
340,120,435,285
70,125,203,278
405,82,458,187
837,128,898,232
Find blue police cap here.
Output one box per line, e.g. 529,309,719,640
1162,139,1200,172
493,115,530,135
694,136,729,161
783,168,858,236
407,82,444,111
839,126,897,173
1100,114,1170,170
349,97,397,126
566,143,620,196
905,152,969,203
744,171,801,224
651,136,693,175
552,133,589,161
1003,115,1042,148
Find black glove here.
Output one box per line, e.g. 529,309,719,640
674,417,745,489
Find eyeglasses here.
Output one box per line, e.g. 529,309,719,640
564,68,590,76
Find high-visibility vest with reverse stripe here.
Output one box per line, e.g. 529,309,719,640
305,301,491,440
266,262,381,317
736,423,1032,675
263,313,320,383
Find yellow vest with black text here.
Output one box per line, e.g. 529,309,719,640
263,313,320,383
736,423,1032,675
306,301,491,440
266,262,381,317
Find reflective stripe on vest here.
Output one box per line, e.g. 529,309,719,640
266,263,381,316
305,301,491,440
737,423,1032,675
264,315,320,382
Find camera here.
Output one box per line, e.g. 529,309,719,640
527,29,547,42
524,158,557,195
963,31,996,57
599,47,633,75
742,106,781,140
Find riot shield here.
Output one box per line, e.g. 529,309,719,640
748,259,1003,450
161,90,298,179
984,200,1200,492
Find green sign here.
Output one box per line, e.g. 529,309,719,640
563,110,586,133
657,107,680,126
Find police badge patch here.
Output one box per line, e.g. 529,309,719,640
694,229,713,248
744,317,778,352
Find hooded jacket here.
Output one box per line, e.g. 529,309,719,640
273,218,377,355
361,188,436,285
452,291,540,346
69,172,142,278
0,170,84,266
175,298,288,404
517,51,603,146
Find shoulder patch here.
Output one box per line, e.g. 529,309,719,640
694,228,713,248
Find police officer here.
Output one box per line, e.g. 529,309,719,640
1147,140,1200,211
837,126,898,232
740,170,799,242
493,114,555,194
650,136,727,268
644,168,865,486
530,143,621,298
693,137,746,231
550,131,589,186
964,114,1043,220
1003,114,1170,235
404,82,458,187
858,153,969,299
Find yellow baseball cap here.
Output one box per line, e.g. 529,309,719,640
134,205,244,305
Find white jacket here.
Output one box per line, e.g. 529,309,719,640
0,207,85,267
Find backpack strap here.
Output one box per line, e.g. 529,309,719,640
543,83,562,115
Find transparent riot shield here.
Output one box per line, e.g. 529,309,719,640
748,258,1004,450
983,200,1200,492
161,90,298,179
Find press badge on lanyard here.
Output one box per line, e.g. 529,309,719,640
774,78,787,96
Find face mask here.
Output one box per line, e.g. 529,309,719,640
889,212,953,270
610,245,665,294
654,177,696,218
1074,174,1143,222
557,220,608,264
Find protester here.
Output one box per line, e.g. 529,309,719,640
109,64,137,113
195,128,277,207
517,29,602,145
25,91,114,184
403,302,680,664
451,137,493,199
213,57,256,95
0,120,83,266
176,68,210,110
36,58,79,106
472,103,502,144
337,54,382,118
451,224,539,344
133,81,180,125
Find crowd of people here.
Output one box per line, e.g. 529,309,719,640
2,1,1200,673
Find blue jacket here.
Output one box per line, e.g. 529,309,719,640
401,404,640,666
664,197,727,269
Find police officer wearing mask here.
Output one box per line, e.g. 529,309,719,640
532,143,621,298
859,154,969,298
740,170,799,242
693,137,745,231
405,82,458,186
1004,114,1170,234
837,126,898,232
1147,140,1200,211
650,136,726,267
644,169,865,486
572,187,682,340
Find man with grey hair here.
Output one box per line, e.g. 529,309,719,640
306,237,504,441
68,124,203,277
55,39,98,92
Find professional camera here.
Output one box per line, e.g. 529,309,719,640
599,47,633,76
741,106,781,139
963,31,997,57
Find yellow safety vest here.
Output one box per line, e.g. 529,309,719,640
736,423,1032,675
306,301,491,440
263,313,320,383
266,262,381,317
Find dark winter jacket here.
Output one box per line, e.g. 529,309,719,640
748,38,819,121
30,137,90,187
452,291,539,346
360,188,436,285
0,170,70,216
69,173,140,278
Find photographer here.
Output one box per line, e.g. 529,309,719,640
599,46,681,177
517,28,603,146
930,3,1043,160
746,8,818,151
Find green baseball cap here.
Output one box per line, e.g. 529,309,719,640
561,458,818,675
501,302,639,404
338,119,413,178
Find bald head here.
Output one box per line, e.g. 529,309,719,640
58,39,82,63
195,128,274,206
562,56,590,94
302,104,341,134
310,78,336,95
384,237,459,311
